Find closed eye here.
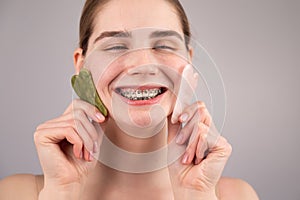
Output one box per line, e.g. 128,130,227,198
153,45,176,51
104,45,128,52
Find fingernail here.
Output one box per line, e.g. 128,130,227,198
195,157,202,165
95,112,105,121
89,151,94,161
176,133,184,144
93,141,98,153
171,116,177,124
180,113,188,122
193,73,199,79
182,153,189,164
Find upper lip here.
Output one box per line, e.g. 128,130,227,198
115,85,166,90
113,82,171,91
114,85,168,95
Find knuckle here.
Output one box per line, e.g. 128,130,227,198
197,122,209,133
205,110,212,119
218,136,233,156
35,120,50,131
73,109,86,120
34,123,47,143
72,99,88,111
33,129,41,144
72,118,81,126
206,115,212,126
64,127,76,139
35,124,43,131
195,104,210,121
71,99,80,109
196,101,206,108
225,143,233,155
72,98,81,105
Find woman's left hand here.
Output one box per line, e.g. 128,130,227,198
168,101,232,200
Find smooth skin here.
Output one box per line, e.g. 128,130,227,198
0,0,259,199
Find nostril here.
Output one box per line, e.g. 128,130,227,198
149,71,157,75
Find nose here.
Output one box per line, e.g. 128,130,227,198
127,64,159,76
125,49,159,76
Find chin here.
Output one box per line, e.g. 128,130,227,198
106,89,173,137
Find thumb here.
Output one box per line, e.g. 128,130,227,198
185,135,232,191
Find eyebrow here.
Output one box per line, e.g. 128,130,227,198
93,30,183,44
93,31,131,44
149,30,183,41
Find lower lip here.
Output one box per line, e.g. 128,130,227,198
116,92,166,106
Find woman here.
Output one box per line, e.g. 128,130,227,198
0,0,259,199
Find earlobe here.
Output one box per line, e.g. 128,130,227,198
73,48,84,74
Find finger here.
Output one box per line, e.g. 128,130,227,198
83,146,93,162
175,101,211,145
72,118,94,155
206,122,221,149
176,136,231,194
92,121,104,153
63,99,105,121
82,122,104,162
181,125,200,165
194,122,220,164
37,111,99,155
210,136,232,159
34,126,83,159
36,117,74,131
72,118,95,162
195,131,208,165
39,105,104,129
175,116,196,144
63,103,73,114
73,108,99,153
37,119,99,155
181,122,209,165
72,99,106,122
192,136,232,176
179,101,211,126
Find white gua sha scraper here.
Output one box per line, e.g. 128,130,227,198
171,64,199,124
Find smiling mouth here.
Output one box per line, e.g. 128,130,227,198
115,87,167,101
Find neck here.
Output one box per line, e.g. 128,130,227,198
84,162,173,199
84,116,181,197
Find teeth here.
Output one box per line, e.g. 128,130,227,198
136,90,142,98
119,88,163,100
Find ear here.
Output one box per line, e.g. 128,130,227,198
187,45,193,63
73,48,84,74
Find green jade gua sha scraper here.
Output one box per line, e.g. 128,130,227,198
71,68,108,117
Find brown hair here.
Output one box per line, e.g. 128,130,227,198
79,0,191,55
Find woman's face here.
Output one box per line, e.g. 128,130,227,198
79,0,191,132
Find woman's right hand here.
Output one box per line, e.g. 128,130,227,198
34,99,105,199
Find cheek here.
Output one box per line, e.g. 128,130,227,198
158,54,188,91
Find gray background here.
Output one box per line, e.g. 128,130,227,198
0,0,299,199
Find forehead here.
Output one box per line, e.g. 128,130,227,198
92,0,183,37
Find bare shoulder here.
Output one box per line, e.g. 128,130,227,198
217,177,259,200
0,174,44,200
